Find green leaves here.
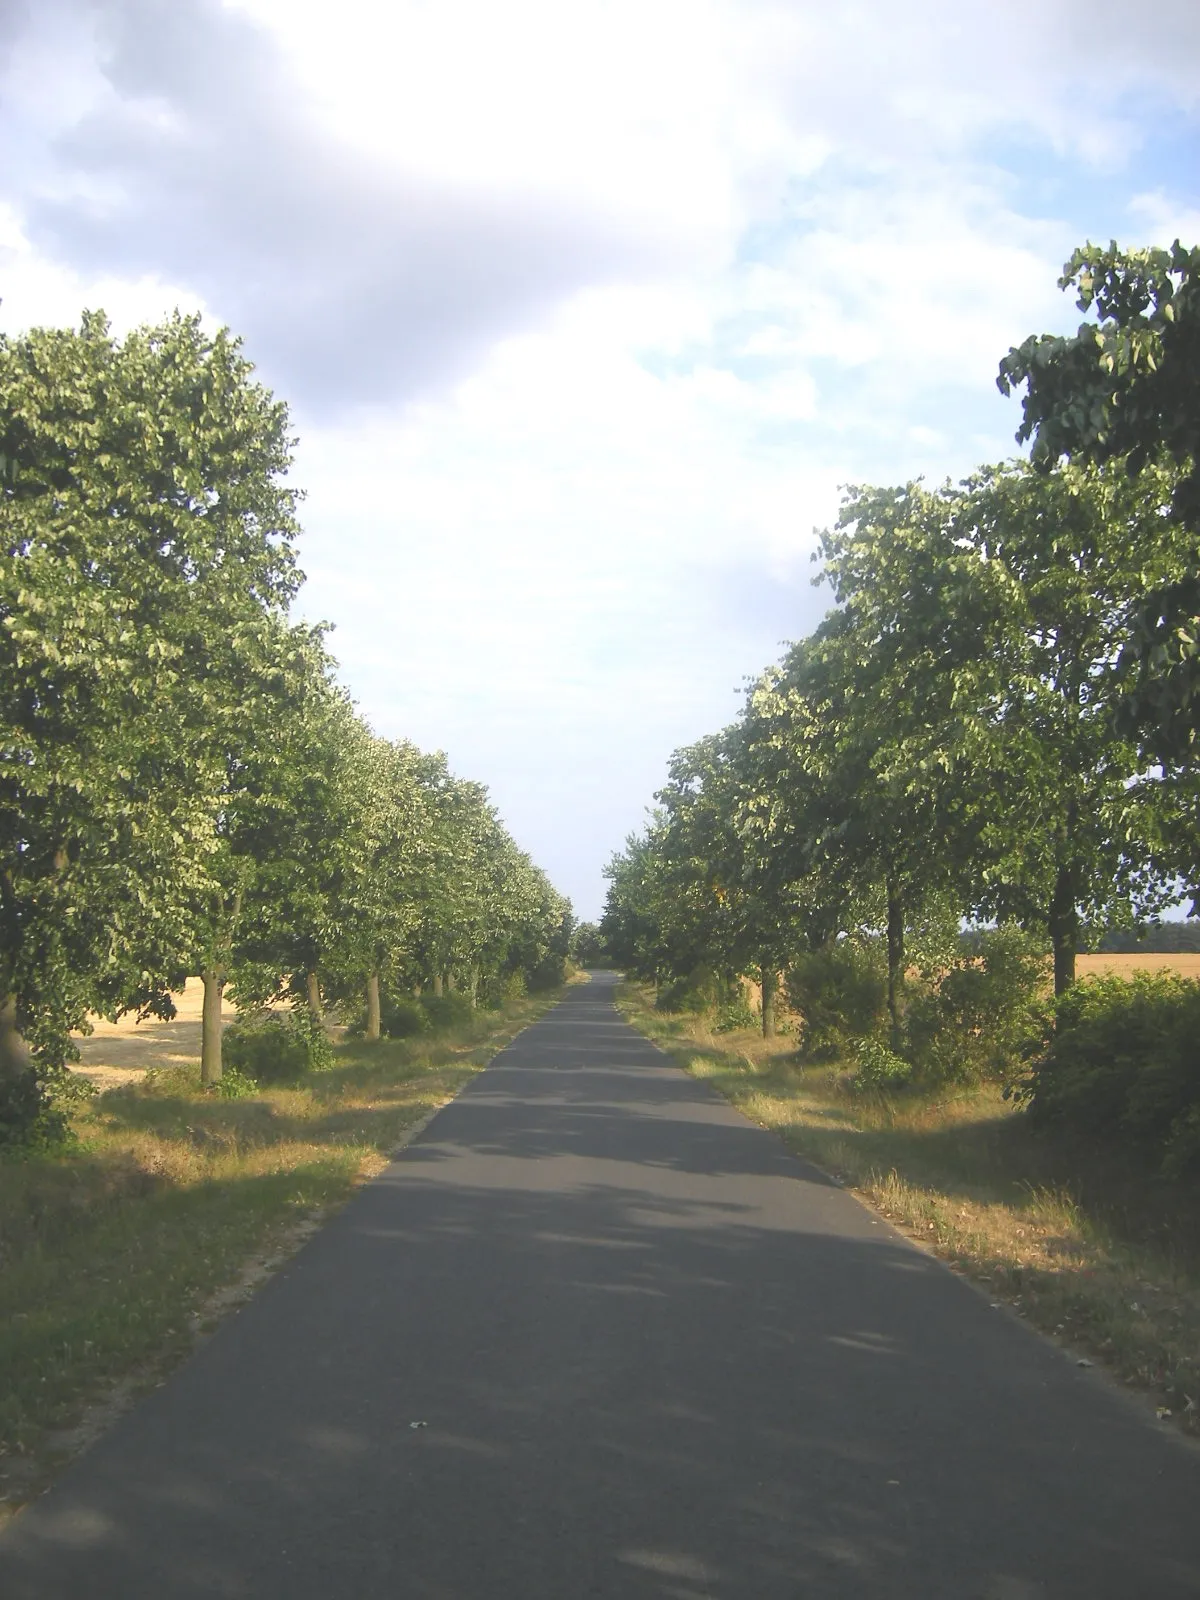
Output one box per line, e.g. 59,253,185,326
2,309,566,1127
999,239,1200,761
605,457,1196,1014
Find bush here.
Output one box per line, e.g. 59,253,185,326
713,991,758,1033
655,964,717,1014
214,1064,259,1100
380,996,431,1038
478,971,527,1010
420,992,476,1032
1022,972,1200,1175
786,939,887,1059
853,1037,913,1090
903,924,1046,1085
222,1009,332,1085
528,952,567,992
0,1068,70,1151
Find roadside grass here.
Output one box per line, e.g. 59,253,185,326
616,981,1200,1436
0,988,559,1514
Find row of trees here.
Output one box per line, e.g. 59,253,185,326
603,241,1200,1059
1,311,569,1139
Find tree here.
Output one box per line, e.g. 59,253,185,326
601,830,672,982
0,311,300,1125
779,482,1007,1031
182,621,351,1082
323,735,431,1040
999,241,1200,760
950,459,1191,989
570,922,608,966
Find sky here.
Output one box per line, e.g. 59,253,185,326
2,0,1199,919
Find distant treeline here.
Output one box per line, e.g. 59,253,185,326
1093,924,1200,954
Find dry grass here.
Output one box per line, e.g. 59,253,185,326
1075,952,1200,980
0,989,560,1517
617,982,1200,1438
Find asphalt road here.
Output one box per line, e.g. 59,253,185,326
2,972,1197,1598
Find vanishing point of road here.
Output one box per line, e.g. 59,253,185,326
1,972,1197,1598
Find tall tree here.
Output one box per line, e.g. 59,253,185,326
0,311,300,1123
999,241,1200,761
951,459,1190,988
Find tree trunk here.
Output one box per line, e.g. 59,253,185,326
0,992,31,1085
760,963,777,1039
305,970,323,1022
445,971,457,993
468,965,479,1010
886,876,905,1048
411,981,422,998
365,972,381,1041
1049,862,1078,997
432,973,444,998
200,969,224,1086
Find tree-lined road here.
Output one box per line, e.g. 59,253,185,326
1,973,1197,1598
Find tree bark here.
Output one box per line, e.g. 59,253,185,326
365,972,382,1041
445,971,457,993
886,875,905,1048
432,973,444,998
305,970,323,1022
200,969,224,1086
760,963,777,1039
468,965,479,1010
0,992,31,1085
1049,862,1078,997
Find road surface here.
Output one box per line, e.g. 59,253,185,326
1,972,1197,1597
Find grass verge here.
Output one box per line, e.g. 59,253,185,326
616,980,1200,1438
0,987,561,1516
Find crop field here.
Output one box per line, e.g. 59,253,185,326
1075,952,1200,980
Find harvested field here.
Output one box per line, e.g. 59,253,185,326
70,980,236,1090
1075,952,1200,980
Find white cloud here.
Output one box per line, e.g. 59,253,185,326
2,0,1198,912
1128,193,1200,246
0,203,212,335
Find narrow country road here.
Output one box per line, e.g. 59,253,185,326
2,973,1197,1598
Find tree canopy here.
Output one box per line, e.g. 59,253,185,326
1,310,570,1136
999,242,1200,761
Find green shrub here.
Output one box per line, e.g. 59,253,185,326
222,1009,332,1085
904,924,1046,1085
786,939,887,1059
528,953,566,992
1022,971,1200,1175
478,971,527,1010
213,1065,259,1100
713,992,758,1033
380,996,431,1038
656,964,723,1014
0,1068,70,1152
420,992,476,1032
853,1037,913,1090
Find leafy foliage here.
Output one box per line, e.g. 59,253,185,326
852,1037,913,1091
1021,973,1200,1175
222,1009,333,1084
903,926,1046,1086
999,241,1200,762
785,940,887,1060
1,308,569,1143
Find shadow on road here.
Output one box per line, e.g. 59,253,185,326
3,976,1197,1599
